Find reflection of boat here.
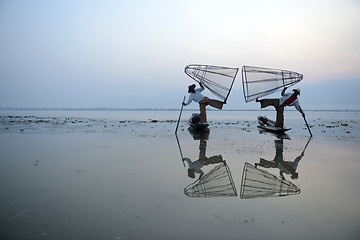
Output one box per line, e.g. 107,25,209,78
257,116,291,134
240,162,300,199
188,127,209,141
184,162,237,198
188,113,210,140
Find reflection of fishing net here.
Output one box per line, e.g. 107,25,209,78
185,64,239,102
242,65,303,103
184,162,237,198
240,162,300,199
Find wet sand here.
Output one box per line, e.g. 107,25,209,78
0,110,359,239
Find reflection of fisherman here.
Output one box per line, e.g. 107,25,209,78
183,139,224,179
255,139,304,180
256,87,305,128
183,158,205,179
278,154,303,180
183,83,224,124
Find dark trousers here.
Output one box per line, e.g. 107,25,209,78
259,99,284,128
199,97,224,123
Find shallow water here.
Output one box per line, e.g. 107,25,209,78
0,110,359,239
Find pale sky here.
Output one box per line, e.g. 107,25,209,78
0,0,359,109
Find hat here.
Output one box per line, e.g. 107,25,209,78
188,84,196,93
293,88,301,95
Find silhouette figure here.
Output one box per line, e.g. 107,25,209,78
255,137,311,180
183,138,224,179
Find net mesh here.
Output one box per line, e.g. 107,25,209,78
185,64,239,101
184,162,237,198
242,66,303,103
240,162,300,199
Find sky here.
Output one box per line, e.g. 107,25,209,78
0,0,359,109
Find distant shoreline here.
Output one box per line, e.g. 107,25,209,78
0,107,359,112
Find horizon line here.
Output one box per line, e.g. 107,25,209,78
1,107,359,112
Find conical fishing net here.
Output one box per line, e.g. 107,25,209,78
242,65,303,102
184,162,237,198
185,64,239,102
240,162,300,199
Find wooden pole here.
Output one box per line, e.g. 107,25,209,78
175,134,185,167
302,115,313,137
175,96,186,134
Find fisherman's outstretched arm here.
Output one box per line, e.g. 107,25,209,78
184,96,193,106
199,82,205,91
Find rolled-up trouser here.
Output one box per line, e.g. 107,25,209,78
259,99,284,128
199,97,224,123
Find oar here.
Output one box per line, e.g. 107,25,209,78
175,96,186,134
302,114,313,137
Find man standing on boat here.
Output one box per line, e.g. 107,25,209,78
183,83,224,124
256,87,305,128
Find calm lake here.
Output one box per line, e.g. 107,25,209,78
1,110,359,239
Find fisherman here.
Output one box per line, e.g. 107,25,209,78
183,139,224,179
183,83,224,124
256,87,305,128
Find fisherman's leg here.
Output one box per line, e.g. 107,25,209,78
199,139,207,160
259,99,279,109
205,155,224,164
207,99,224,110
199,103,207,123
275,106,284,128
259,158,277,168
274,139,284,162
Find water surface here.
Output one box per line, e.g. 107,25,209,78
0,110,359,239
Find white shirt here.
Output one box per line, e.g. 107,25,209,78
278,154,303,176
279,93,302,113
183,158,204,175
184,86,205,105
